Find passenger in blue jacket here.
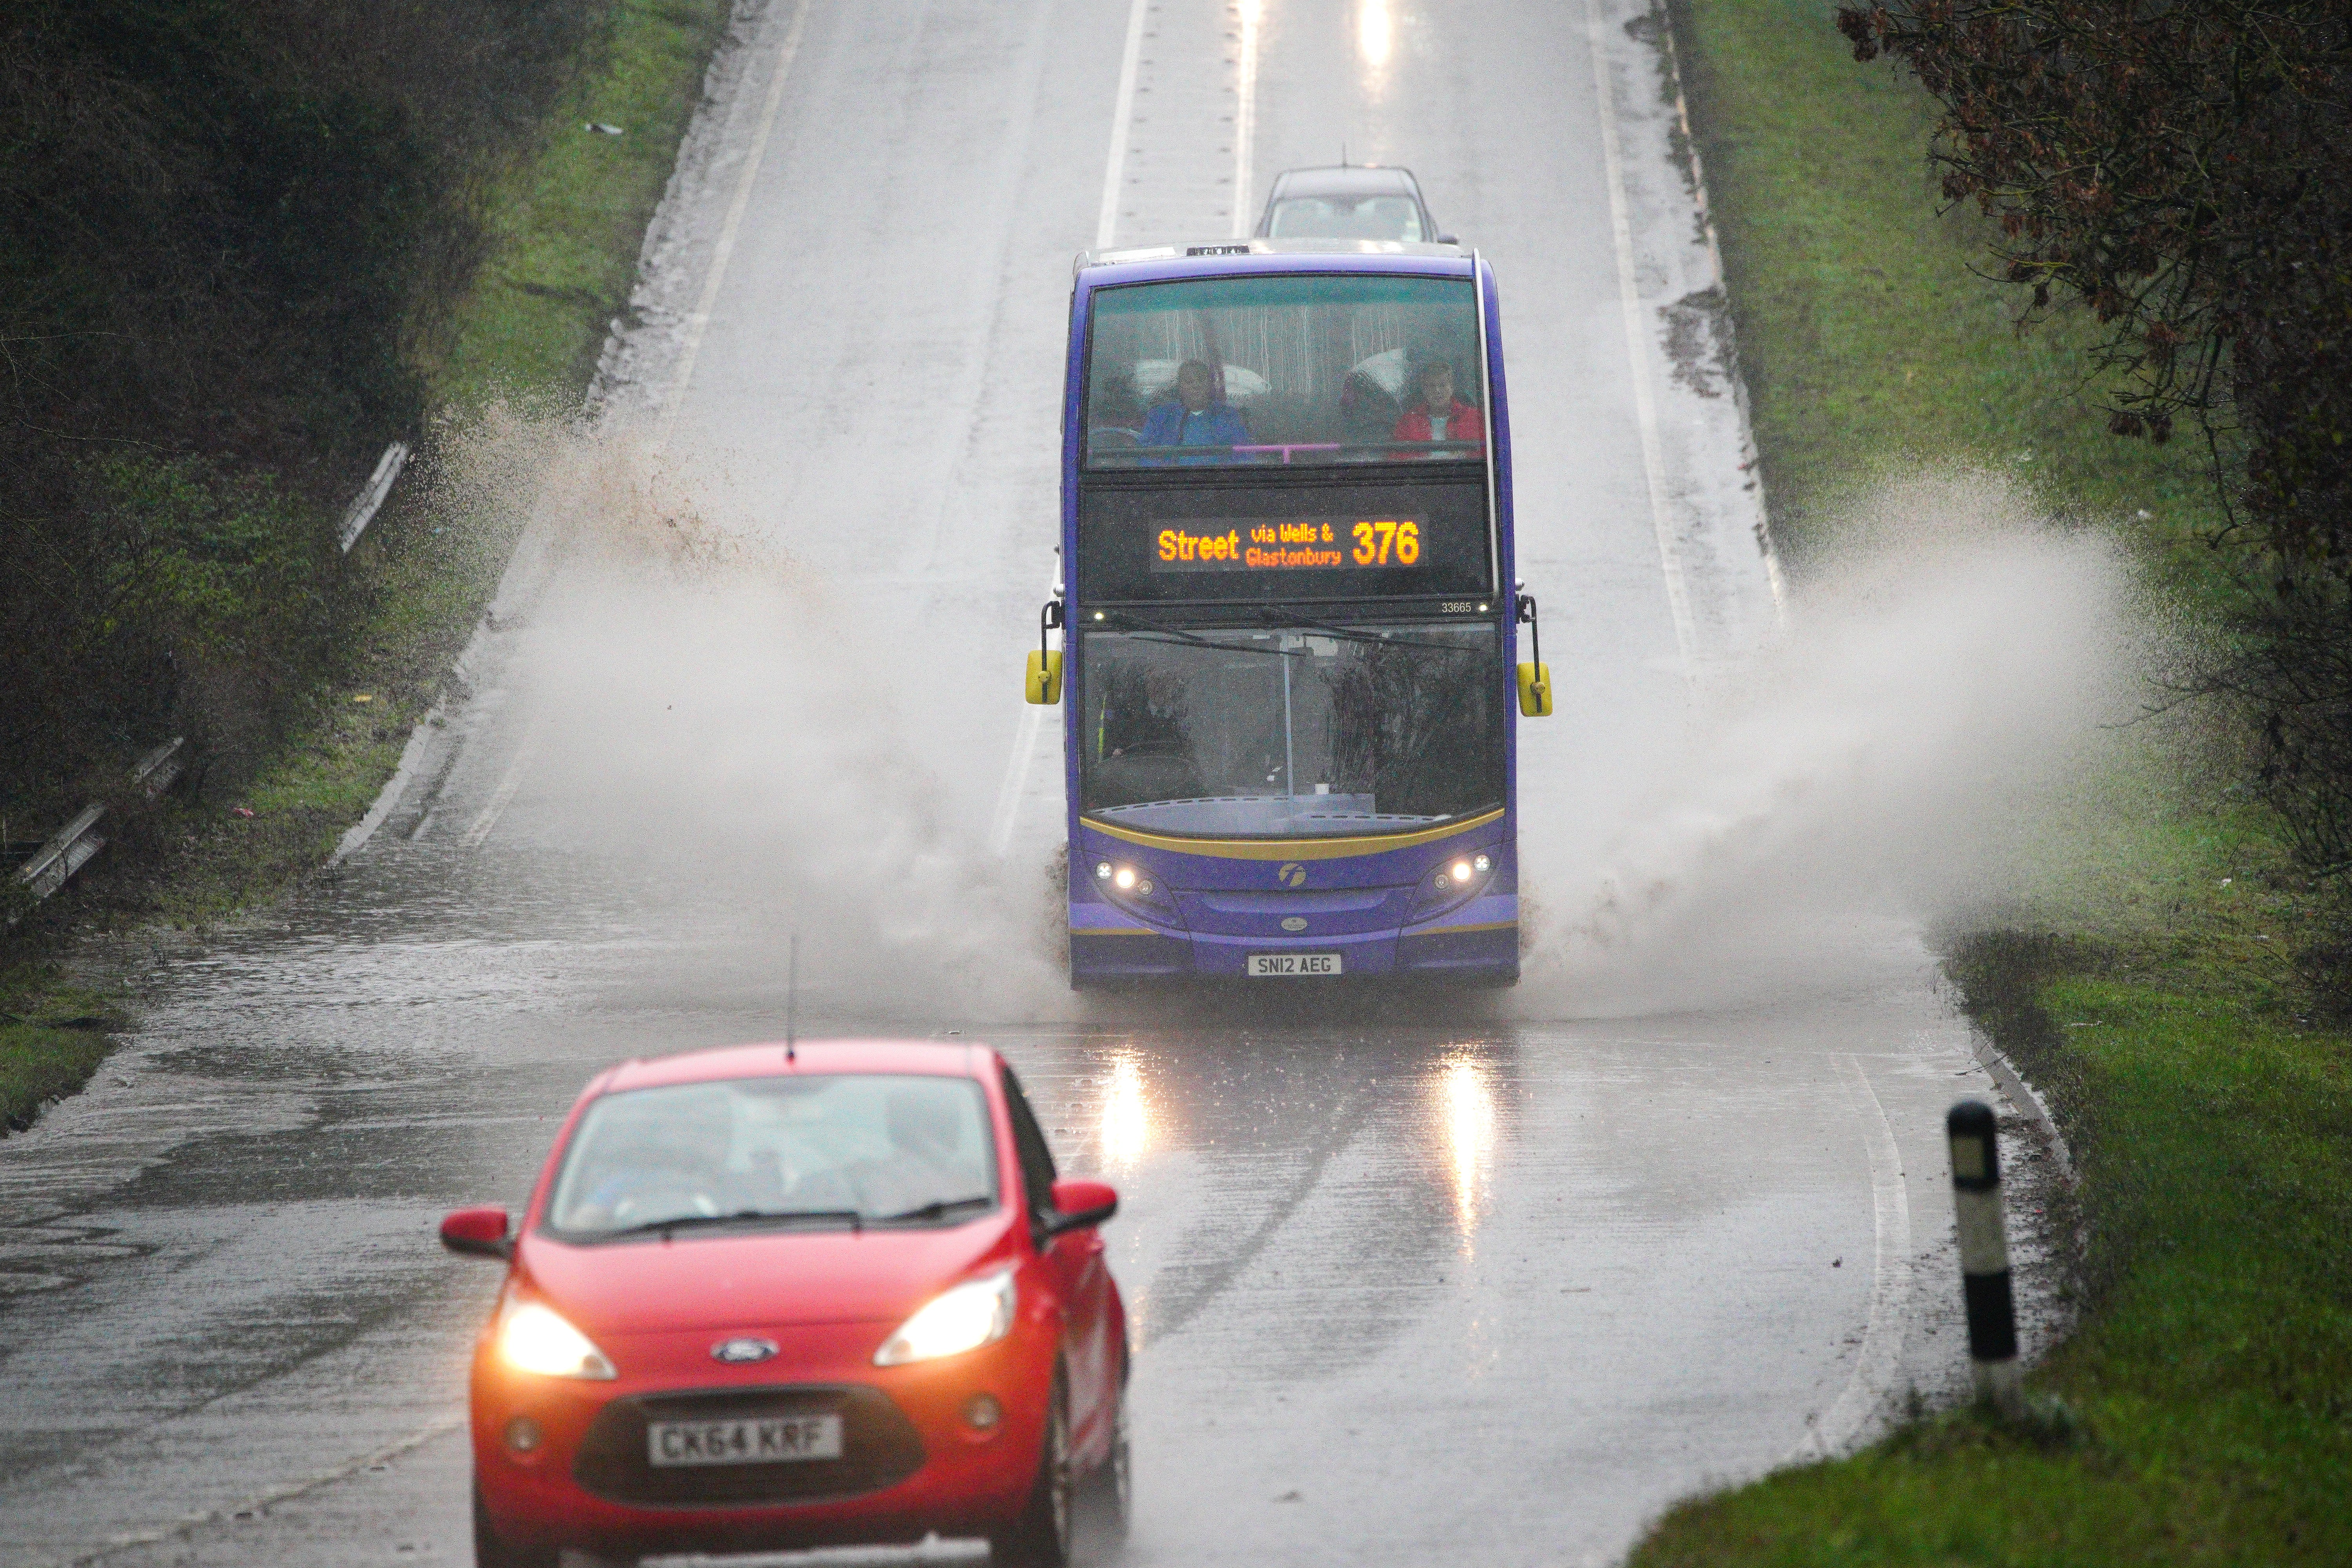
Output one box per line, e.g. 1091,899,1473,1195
1139,359,1250,460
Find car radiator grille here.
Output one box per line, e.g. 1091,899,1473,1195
573,1384,926,1507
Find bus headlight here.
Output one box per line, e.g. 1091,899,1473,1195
1101,862,1176,918
1413,851,1497,917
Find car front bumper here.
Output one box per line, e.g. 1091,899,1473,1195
471,1318,1051,1557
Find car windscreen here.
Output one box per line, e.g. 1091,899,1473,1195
1079,619,1503,838
543,1074,998,1239
1084,273,1479,469
1266,195,1425,241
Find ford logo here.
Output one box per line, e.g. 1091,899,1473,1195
1281,916,1308,932
711,1337,779,1365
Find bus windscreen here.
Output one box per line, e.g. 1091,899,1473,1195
1079,621,1504,838
1083,274,1483,468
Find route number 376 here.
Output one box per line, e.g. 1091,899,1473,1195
1352,519,1421,566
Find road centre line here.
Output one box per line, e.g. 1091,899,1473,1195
652,0,812,451
1583,0,1699,675
1795,1054,1915,1461
989,0,1156,859
1231,0,1263,238
1095,0,1152,250
989,705,1048,859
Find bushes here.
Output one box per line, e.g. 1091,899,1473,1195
0,0,612,822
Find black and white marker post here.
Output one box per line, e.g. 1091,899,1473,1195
1947,1099,2026,1418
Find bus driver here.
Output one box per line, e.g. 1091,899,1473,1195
1140,358,1251,457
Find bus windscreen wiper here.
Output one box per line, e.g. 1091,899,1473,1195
871,1195,996,1224
1100,609,1303,657
604,1207,865,1240
1254,608,1483,656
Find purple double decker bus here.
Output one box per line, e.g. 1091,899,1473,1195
1025,243,1551,988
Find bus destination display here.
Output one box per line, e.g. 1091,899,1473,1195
1076,478,1491,602
1154,517,1422,573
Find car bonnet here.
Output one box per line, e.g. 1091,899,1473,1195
517,1214,1020,1334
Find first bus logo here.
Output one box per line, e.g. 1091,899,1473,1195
1277,863,1307,888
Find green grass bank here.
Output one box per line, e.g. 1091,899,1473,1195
0,0,733,1132
1630,0,2352,1561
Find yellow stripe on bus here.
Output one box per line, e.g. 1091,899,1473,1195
1084,809,1504,862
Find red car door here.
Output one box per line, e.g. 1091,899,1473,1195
1002,1067,1115,1449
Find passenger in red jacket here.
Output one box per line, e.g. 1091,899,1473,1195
1390,359,1485,456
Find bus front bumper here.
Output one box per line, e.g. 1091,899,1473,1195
1068,898,1517,983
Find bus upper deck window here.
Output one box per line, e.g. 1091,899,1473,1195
1083,273,1479,469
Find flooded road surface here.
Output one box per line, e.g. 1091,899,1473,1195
0,0,2054,1563
0,843,2013,1566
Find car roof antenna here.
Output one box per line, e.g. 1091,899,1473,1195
1340,141,1349,167
785,933,799,1063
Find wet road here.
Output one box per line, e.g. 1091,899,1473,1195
0,0,2054,1564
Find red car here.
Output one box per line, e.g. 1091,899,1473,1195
440,1040,1128,1566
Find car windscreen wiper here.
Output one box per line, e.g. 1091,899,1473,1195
602,1207,865,1241
871,1195,996,1225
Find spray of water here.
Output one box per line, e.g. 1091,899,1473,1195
1517,475,2147,1016
463,423,2143,1025
485,425,1073,1025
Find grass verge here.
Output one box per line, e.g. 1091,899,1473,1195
1633,942,2352,1566
0,966,127,1132
0,0,733,1129
1626,0,2352,1561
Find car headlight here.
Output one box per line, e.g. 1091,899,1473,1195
499,1301,617,1380
874,1270,1017,1367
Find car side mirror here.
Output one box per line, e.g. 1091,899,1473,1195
1025,649,1063,705
1517,661,1553,717
1042,1178,1118,1237
441,1206,514,1261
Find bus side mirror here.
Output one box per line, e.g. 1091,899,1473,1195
1025,650,1064,705
1517,662,1553,717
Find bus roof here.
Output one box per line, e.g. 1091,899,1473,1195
1073,238,1472,284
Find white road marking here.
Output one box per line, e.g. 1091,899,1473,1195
652,0,812,450
1796,1053,1915,1461
53,1414,464,1568
1096,0,1152,249
989,703,1047,859
460,729,538,850
987,0,1152,860
1232,0,1264,238
328,695,450,864
1584,0,1699,674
